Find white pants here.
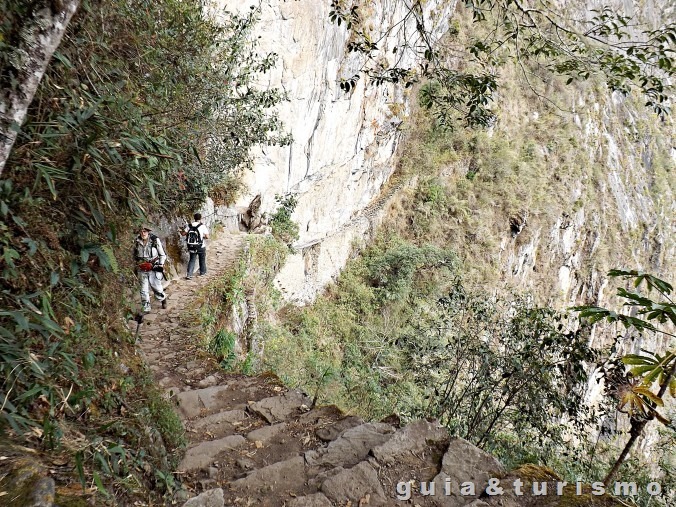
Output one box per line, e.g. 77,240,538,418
138,271,166,303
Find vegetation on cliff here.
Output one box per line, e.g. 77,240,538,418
574,270,675,485
0,0,285,502
331,0,675,126
257,9,674,505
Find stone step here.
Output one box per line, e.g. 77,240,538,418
286,493,333,507
178,435,247,472
235,422,309,472
191,406,349,486
135,232,523,507
246,422,287,444
304,422,395,470
175,375,280,419
187,409,252,441
371,419,448,464
248,390,311,424
195,374,219,388
319,462,387,506
231,455,307,498
174,385,235,419
182,488,224,507
192,409,249,429
220,415,436,507
314,415,363,442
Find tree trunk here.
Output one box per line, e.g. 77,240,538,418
0,0,80,175
602,418,647,486
603,358,676,485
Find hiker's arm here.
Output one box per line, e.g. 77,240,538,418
156,239,167,265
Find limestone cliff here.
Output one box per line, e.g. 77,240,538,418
211,0,672,312
212,0,455,303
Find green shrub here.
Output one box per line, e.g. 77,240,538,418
144,387,186,458
1,0,286,501
209,329,238,369
405,285,598,457
364,240,457,301
264,236,600,468
270,194,300,247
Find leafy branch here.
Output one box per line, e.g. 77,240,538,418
573,269,675,485
330,0,675,127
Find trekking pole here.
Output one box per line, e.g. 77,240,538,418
133,312,144,344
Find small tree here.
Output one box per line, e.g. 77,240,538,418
573,269,676,485
405,282,599,461
0,0,80,174
269,194,300,248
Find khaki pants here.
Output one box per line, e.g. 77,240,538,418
138,271,166,304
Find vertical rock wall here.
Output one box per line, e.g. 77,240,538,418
216,0,455,303
496,91,674,312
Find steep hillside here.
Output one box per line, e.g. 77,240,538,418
1,0,673,505
250,3,675,504
395,73,674,312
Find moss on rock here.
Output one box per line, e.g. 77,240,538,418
497,465,626,507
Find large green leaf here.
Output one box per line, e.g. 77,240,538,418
622,354,656,365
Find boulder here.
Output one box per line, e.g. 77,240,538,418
431,438,505,506
372,419,448,464
182,488,224,507
305,422,394,468
320,462,387,505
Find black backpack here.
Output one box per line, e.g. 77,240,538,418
186,223,203,252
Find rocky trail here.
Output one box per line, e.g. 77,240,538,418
135,232,570,507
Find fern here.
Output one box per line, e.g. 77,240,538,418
100,245,118,274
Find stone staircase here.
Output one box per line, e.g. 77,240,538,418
135,232,597,507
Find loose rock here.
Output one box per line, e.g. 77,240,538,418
182,488,224,507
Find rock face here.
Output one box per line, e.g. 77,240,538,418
496,91,674,311
211,0,673,312
214,0,455,303
485,88,675,431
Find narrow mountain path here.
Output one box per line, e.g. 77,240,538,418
132,231,350,505
132,231,531,507
135,231,247,395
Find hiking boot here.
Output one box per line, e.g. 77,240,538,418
161,299,167,309
185,275,192,280
142,302,151,313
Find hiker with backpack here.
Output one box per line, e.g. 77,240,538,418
133,225,167,313
181,213,209,279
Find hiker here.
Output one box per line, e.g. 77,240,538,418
133,225,167,313
181,213,210,279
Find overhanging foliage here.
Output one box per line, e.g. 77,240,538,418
0,0,287,500
330,0,675,127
